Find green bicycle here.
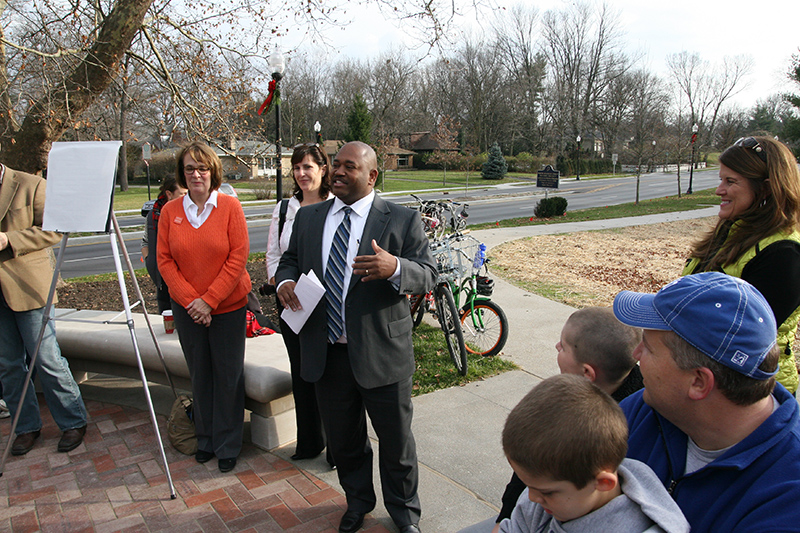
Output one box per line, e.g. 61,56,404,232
411,231,508,375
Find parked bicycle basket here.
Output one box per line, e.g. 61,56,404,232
430,234,485,283
430,239,459,282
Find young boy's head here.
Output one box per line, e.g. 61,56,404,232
502,374,628,522
556,307,641,393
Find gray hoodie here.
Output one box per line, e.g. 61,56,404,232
498,458,689,533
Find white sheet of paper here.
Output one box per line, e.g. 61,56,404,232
281,269,327,334
43,141,121,233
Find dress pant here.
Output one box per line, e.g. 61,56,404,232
0,290,87,434
316,342,421,527
172,301,245,459
279,311,326,457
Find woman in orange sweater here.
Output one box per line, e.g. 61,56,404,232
158,142,251,473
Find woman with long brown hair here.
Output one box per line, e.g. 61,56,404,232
266,142,333,464
683,136,800,393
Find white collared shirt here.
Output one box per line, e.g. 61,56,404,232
322,191,400,342
183,190,218,228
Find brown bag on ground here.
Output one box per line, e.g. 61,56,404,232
167,394,197,455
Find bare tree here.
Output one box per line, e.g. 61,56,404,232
0,0,473,175
427,115,461,185
626,69,668,204
450,37,505,151
365,49,417,137
591,65,636,156
492,4,546,154
716,106,748,148
540,1,627,151
667,51,752,153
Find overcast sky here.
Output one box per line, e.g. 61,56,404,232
284,0,799,110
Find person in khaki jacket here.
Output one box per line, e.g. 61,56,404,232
0,164,87,455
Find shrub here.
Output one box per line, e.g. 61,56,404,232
534,196,568,218
251,180,272,200
507,152,554,173
556,154,614,176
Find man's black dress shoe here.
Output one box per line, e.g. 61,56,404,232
58,425,87,452
218,457,237,472
398,525,421,533
12,430,40,456
195,449,214,463
338,509,366,533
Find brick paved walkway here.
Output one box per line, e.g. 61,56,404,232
0,396,390,533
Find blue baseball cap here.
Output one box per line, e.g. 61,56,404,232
613,272,777,380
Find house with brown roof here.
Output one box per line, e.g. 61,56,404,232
322,139,416,170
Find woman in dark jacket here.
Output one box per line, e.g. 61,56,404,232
142,177,186,313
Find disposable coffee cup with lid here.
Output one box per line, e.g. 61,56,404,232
162,310,174,334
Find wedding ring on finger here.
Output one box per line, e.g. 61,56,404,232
366,269,369,275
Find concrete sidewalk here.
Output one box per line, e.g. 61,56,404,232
0,207,717,532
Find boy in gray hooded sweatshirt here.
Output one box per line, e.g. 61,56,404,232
499,374,688,533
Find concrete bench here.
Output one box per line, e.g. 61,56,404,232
53,309,295,451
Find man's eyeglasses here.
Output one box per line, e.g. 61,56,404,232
184,166,210,175
734,137,767,164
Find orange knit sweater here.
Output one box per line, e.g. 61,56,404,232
157,194,251,314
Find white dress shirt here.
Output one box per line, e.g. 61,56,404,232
322,191,401,341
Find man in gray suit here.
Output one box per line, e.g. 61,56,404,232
276,142,436,533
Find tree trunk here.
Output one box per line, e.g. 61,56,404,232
0,0,153,174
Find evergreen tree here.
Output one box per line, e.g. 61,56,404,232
482,142,508,179
345,94,373,143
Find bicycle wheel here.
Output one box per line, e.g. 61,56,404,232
435,284,468,375
408,294,426,329
460,300,508,357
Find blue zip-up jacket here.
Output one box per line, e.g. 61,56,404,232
622,384,800,532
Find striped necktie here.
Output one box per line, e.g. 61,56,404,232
324,207,351,343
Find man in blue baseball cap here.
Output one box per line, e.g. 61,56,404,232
613,271,800,533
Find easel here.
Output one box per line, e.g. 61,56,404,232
0,142,176,499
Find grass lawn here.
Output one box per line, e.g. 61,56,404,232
412,323,517,396
112,186,261,211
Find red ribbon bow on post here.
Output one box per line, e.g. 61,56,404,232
257,79,278,115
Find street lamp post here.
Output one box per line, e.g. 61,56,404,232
575,135,581,181
651,140,656,173
269,50,285,201
314,121,322,145
687,123,698,194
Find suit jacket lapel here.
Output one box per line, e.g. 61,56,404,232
310,199,333,277
349,195,390,293
0,168,19,222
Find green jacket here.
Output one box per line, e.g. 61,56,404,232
683,226,800,393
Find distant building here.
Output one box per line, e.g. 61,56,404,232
211,139,291,180
322,139,415,170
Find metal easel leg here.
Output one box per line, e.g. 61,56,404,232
108,222,176,499
110,214,177,398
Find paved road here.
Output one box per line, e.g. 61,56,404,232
58,169,720,278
